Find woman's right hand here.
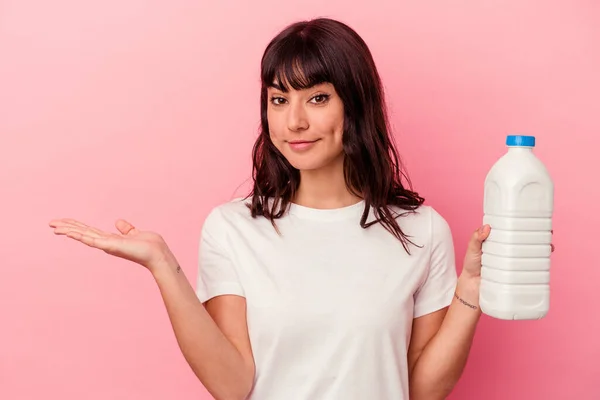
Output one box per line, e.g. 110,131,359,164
49,218,175,272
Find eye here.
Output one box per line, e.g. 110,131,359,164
310,94,330,104
270,96,286,106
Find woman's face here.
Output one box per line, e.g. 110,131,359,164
267,82,345,172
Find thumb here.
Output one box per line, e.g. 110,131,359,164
115,219,138,235
467,224,491,254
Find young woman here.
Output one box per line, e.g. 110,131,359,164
50,18,495,400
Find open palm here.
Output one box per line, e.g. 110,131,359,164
49,218,172,269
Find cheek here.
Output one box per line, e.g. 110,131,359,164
313,111,343,136
327,115,345,143
328,107,345,136
267,112,284,140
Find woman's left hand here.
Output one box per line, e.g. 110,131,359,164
461,226,555,280
461,225,492,280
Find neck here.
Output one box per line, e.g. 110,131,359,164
293,157,362,209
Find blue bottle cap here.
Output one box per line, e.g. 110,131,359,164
506,135,535,147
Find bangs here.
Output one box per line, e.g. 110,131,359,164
261,38,331,92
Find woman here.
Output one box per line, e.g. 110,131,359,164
50,18,492,400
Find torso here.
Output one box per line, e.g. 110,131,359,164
196,198,456,400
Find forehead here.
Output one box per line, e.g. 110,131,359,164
268,81,333,92
264,56,332,92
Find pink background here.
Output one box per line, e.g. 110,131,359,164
1,1,598,399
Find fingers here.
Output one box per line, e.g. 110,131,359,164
52,224,105,240
50,219,111,250
49,218,138,237
65,230,112,251
48,218,85,229
49,218,138,256
478,224,491,241
467,225,555,254
49,218,137,253
115,219,138,236
467,225,491,254
49,218,105,237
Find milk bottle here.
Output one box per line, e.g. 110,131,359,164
480,135,554,320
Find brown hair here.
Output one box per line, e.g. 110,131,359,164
247,18,424,253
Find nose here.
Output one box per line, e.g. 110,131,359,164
287,101,309,132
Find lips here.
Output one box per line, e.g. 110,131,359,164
289,140,317,144
287,139,319,151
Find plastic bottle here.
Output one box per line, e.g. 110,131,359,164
479,135,554,320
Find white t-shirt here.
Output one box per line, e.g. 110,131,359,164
195,198,457,400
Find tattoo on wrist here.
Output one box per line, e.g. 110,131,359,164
176,265,181,273
454,292,478,310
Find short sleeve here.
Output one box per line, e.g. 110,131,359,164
413,208,458,318
195,208,245,303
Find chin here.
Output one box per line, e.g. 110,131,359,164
287,158,327,171
285,153,344,172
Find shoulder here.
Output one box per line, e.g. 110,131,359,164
388,204,453,246
199,197,281,257
207,197,252,219
201,197,253,235
389,204,447,229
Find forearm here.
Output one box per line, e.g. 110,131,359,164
409,273,481,400
151,258,253,400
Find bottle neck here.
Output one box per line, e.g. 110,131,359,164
507,146,534,152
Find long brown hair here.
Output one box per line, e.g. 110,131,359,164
246,18,425,253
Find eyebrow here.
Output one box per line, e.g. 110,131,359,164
268,82,331,93
269,82,286,92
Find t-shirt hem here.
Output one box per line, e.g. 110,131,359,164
196,282,245,303
413,285,455,318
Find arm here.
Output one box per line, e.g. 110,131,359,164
408,223,490,400
408,272,481,400
152,257,255,400
48,212,254,399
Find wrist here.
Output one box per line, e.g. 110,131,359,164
147,251,179,276
455,273,481,312
458,270,481,286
